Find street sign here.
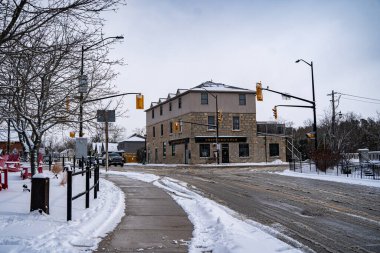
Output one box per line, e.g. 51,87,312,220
97,110,115,122
75,137,88,159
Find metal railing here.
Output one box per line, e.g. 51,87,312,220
288,159,380,180
66,159,100,221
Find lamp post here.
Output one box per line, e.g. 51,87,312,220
79,36,124,137
296,59,318,150
200,88,219,164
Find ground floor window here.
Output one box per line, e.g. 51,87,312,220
163,142,166,158
199,144,210,157
239,143,249,157
172,144,176,156
269,143,279,157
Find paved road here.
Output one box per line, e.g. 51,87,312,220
128,166,380,253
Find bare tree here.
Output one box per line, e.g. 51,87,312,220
0,1,125,174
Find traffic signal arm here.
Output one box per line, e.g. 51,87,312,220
263,87,314,105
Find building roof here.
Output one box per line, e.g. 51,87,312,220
119,133,145,143
147,81,255,111
92,142,119,154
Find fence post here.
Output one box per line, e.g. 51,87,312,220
96,163,100,192
86,166,90,208
67,170,72,221
94,165,97,199
73,156,76,173
81,157,84,176
49,154,52,171
62,156,65,171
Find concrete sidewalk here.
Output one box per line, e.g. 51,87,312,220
95,174,193,253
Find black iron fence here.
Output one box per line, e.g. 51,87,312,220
288,159,380,180
66,159,100,221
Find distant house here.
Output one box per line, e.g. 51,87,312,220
92,142,119,155
118,134,146,163
0,129,24,156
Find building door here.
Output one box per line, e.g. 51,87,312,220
184,143,189,164
222,144,229,163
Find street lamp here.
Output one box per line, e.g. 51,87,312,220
295,59,318,150
79,35,124,137
200,88,219,164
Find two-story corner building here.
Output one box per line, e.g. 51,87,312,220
145,81,286,164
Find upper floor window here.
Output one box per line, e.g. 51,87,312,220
239,94,246,105
233,116,240,130
152,109,155,119
160,105,163,115
201,92,208,105
160,124,164,136
178,97,182,108
169,102,172,111
152,126,156,138
208,116,216,130
169,121,173,134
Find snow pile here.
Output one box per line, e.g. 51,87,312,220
104,170,304,253
0,171,125,253
277,169,380,188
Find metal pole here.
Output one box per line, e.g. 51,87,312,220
79,45,84,138
67,170,72,221
105,119,109,172
85,166,89,208
216,95,219,164
311,61,318,150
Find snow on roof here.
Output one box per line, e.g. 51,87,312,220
120,134,145,142
92,142,119,153
147,81,254,111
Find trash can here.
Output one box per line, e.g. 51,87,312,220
30,177,50,214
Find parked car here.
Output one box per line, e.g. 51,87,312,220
101,152,124,166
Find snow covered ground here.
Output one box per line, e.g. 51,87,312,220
1,161,379,253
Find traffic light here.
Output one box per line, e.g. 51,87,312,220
256,82,263,101
69,131,75,138
174,121,180,132
306,132,315,139
272,106,278,119
136,94,144,109
66,97,70,111
217,110,223,123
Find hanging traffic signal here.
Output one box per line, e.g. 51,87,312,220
217,111,223,123
272,106,278,119
174,121,180,132
69,131,75,138
136,94,144,109
306,132,315,139
256,82,263,101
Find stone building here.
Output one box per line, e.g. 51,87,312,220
145,81,286,164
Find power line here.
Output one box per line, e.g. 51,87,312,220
337,92,380,102
341,97,380,105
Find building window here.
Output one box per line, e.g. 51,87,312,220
239,94,246,105
269,143,280,157
208,116,216,130
172,145,176,156
201,92,208,105
178,97,182,108
153,126,155,138
233,116,240,130
160,124,163,136
152,109,155,119
160,105,163,115
239,143,249,157
169,102,172,111
163,142,166,158
169,121,173,134
199,144,210,157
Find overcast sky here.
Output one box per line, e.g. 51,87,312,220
103,0,380,137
